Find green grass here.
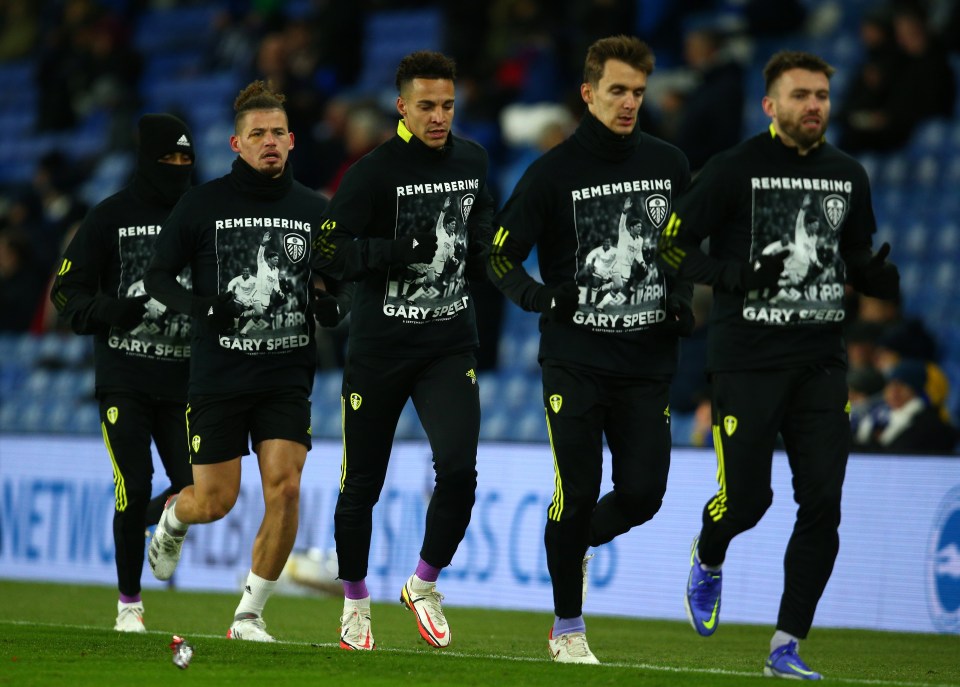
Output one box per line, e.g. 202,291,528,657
1,580,957,686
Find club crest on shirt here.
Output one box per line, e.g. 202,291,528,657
284,233,307,263
645,193,668,228
549,394,563,413
723,415,738,436
822,194,846,231
106,407,119,425
460,193,475,224
350,393,362,411
192,435,201,453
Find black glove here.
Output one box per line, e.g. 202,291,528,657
390,232,438,265
660,293,695,336
535,282,579,323
97,295,149,330
852,242,900,300
191,293,240,333
311,288,341,327
741,250,788,292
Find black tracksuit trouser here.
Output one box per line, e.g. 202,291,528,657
697,365,850,638
99,392,192,597
334,351,480,582
541,362,672,619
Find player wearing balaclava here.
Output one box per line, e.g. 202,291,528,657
50,113,196,633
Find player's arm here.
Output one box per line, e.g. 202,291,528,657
839,171,899,300
657,159,784,293
435,195,451,233
310,164,435,280
51,210,147,334
464,180,495,282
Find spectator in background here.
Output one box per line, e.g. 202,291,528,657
838,3,956,153
847,364,887,447
854,359,958,454
0,0,38,60
656,24,745,171
0,227,47,331
872,318,951,423
322,104,389,195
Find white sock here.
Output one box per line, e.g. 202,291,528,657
410,574,436,591
234,570,277,619
771,630,798,653
344,596,371,611
166,498,188,532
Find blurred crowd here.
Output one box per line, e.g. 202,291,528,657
1,0,959,452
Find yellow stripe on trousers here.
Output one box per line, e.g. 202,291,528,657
545,409,564,521
101,422,127,511
707,425,728,521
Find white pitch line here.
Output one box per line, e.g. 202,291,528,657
2,619,957,687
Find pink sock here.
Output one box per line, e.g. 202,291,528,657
342,579,368,600
415,558,441,583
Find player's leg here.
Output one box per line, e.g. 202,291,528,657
147,400,193,526
334,355,408,648
762,367,848,678
402,352,480,647
100,392,154,632
685,370,786,636
541,362,602,663
148,396,246,581
590,378,671,546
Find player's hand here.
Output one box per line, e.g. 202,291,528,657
856,242,899,300
261,232,271,245
99,295,149,330
310,288,341,327
192,293,240,333
443,196,452,210
623,197,633,212
391,232,438,265
741,250,787,292
660,293,694,336
536,282,579,323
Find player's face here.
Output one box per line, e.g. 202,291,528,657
581,59,647,136
158,152,193,165
230,109,295,177
397,78,455,149
763,68,831,152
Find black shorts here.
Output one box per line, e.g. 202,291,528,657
186,388,312,465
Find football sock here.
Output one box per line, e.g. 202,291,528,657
771,630,799,653
343,579,369,600
553,615,586,635
119,593,141,604
234,570,276,618
414,558,441,583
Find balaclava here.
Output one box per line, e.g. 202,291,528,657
135,113,194,206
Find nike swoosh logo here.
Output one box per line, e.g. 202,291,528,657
426,613,446,638
786,662,815,676
701,598,720,630
361,630,371,649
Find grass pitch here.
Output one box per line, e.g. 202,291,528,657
1,580,957,687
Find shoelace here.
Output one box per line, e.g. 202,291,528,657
414,588,447,622
691,571,720,604
341,610,370,637
565,633,592,657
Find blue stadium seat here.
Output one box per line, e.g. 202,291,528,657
133,5,224,53
356,9,442,94
80,152,134,207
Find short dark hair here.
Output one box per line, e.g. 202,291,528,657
762,51,835,94
234,80,287,131
266,251,279,260
583,35,655,85
395,51,456,93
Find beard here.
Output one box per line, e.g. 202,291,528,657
780,114,828,149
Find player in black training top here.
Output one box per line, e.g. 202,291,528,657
311,50,494,651
488,35,692,664
51,113,196,633
144,81,348,642
657,51,900,680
